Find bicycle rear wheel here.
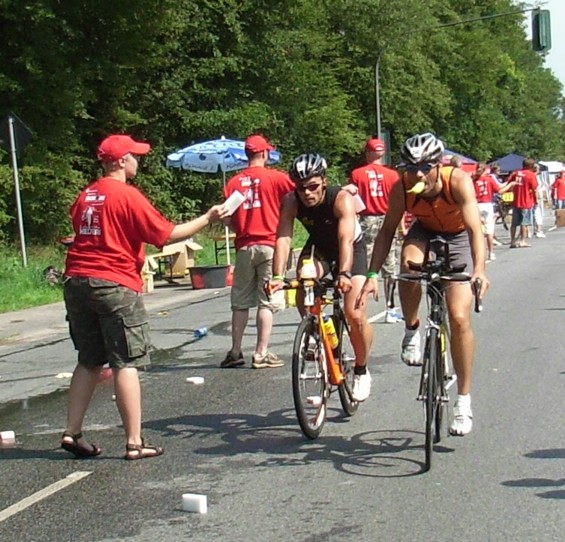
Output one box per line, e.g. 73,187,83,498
292,316,328,439
336,314,359,416
422,327,440,472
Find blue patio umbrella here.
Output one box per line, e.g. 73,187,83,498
166,136,282,265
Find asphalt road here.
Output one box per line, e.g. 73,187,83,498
1,220,565,541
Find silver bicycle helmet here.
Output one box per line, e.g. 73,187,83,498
289,153,327,182
400,133,444,165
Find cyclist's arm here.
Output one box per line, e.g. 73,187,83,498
451,170,486,275
334,190,356,274
367,180,405,273
272,192,297,277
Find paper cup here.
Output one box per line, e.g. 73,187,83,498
186,377,205,385
225,190,246,215
353,194,366,213
182,493,207,513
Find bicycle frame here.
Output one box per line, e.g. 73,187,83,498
295,278,345,386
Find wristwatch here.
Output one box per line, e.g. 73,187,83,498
338,271,352,279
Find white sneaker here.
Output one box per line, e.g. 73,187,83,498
401,329,422,366
488,253,496,261
535,231,545,238
449,403,473,436
351,370,371,402
492,238,502,246
385,309,403,324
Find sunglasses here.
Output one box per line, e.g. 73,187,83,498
296,183,322,193
403,163,437,174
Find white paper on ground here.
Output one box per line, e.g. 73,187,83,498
186,376,204,385
182,493,207,513
353,194,366,213
224,190,246,215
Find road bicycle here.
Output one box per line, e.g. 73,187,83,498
494,192,513,230
392,236,482,472
269,275,358,439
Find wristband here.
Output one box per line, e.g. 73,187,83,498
338,270,352,279
273,275,285,280
366,271,378,279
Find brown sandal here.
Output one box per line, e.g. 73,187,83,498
61,431,101,458
124,437,164,460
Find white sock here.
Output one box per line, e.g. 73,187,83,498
456,394,471,409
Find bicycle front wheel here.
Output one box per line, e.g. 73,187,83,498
422,327,441,472
292,316,328,439
336,314,359,417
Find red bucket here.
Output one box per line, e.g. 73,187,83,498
189,265,231,289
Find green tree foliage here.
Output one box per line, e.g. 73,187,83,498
0,0,563,244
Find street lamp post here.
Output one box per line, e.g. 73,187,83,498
374,48,384,138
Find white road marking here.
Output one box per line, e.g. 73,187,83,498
368,311,386,324
0,471,92,524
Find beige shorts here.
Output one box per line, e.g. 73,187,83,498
231,245,274,310
360,215,396,277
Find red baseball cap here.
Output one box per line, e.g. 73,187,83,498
245,135,275,153
365,138,385,153
97,134,151,161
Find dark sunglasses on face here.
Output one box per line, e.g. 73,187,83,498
404,163,436,174
296,183,322,193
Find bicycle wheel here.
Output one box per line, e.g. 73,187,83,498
422,327,440,472
292,316,328,439
336,313,359,417
434,326,447,444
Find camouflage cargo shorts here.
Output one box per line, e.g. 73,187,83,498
64,277,151,369
360,215,396,277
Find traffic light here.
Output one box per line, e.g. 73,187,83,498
532,9,551,52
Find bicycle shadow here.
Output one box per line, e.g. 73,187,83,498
144,406,436,477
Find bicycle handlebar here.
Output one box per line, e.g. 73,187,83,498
393,272,483,314
263,276,337,302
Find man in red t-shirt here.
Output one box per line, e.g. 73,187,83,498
551,169,565,209
62,134,227,461
507,158,538,248
345,138,400,323
221,134,294,369
472,163,513,261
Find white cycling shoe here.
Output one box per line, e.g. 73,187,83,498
351,370,371,402
401,329,422,366
449,404,473,436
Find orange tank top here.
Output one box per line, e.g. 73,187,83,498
402,166,465,233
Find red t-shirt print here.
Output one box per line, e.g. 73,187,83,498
473,175,500,203
224,166,294,250
350,164,398,216
65,177,174,292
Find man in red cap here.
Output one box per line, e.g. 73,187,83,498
61,134,228,460
345,137,400,323
221,134,294,369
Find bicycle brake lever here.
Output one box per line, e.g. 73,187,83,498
472,278,483,313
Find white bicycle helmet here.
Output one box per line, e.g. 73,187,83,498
289,153,327,182
400,133,444,165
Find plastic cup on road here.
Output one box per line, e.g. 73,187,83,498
182,493,207,513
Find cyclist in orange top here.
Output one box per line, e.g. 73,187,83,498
356,132,489,436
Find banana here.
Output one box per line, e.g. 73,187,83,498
407,181,426,194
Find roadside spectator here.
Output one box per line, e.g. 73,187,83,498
344,137,401,323
221,134,294,369
508,158,538,248
449,155,463,168
472,162,513,261
61,134,228,460
551,167,565,209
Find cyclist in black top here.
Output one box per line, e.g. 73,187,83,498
270,153,373,402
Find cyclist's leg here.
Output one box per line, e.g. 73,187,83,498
444,233,474,435
344,242,372,401
295,241,327,318
398,226,427,365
